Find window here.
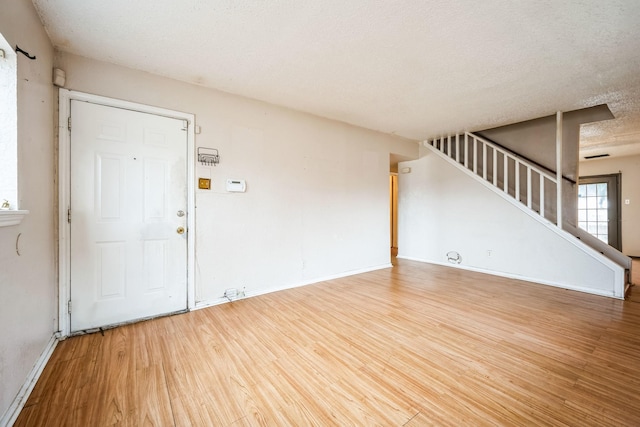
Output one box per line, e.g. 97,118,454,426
0,32,26,226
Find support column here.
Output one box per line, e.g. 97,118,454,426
556,111,563,229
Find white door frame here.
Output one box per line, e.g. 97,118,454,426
58,89,196,337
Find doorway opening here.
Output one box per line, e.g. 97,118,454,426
390,173,398,259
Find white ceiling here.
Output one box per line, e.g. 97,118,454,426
33,0,640,158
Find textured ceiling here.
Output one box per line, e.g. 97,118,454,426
32,0,640,157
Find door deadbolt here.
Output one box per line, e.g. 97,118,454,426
177,210,185,217
176,226,185,235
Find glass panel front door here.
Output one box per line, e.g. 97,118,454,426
578,182,609,243
577,174,621,251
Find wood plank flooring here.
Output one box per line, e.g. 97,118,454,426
15,259,640,426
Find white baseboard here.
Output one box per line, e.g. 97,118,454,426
194,263,393,310
0,333,60,427
397,255,619,299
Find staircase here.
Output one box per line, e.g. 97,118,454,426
427,132,561,224
424,131,632,296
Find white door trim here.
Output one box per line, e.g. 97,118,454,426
58,89,196,337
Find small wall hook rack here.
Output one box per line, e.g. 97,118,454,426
197,147,220,166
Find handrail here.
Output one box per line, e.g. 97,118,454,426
465,132,557,183
474,132,577,185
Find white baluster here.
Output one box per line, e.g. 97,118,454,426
464,133,469,169
503,154,508,193
493,148,498,186
473,137,478,174
482,142,487,180
527,167,532,208
515,161,520,202
540,174,545,218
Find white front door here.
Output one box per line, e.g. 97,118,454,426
70,100,188,332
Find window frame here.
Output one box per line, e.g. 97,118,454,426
0,33,29,227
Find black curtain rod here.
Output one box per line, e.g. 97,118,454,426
15,45,36,60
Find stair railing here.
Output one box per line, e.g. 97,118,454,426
427,132,560,226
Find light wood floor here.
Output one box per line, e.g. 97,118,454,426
15,259,640,426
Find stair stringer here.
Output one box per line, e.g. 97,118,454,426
415,142,626,299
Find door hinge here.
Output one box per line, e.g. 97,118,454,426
67,116,71,131
67,207,71,223
68,299,72,314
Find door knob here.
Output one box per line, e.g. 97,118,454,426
177,226,185,235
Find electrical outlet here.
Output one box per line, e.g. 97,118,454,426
224,288,238,300
224,287,247,301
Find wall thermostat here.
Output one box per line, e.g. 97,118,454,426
226,179,246,192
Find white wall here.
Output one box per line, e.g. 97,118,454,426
0,0,57,421
580,154,640,257
398,150,622,297
54,52,418,305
